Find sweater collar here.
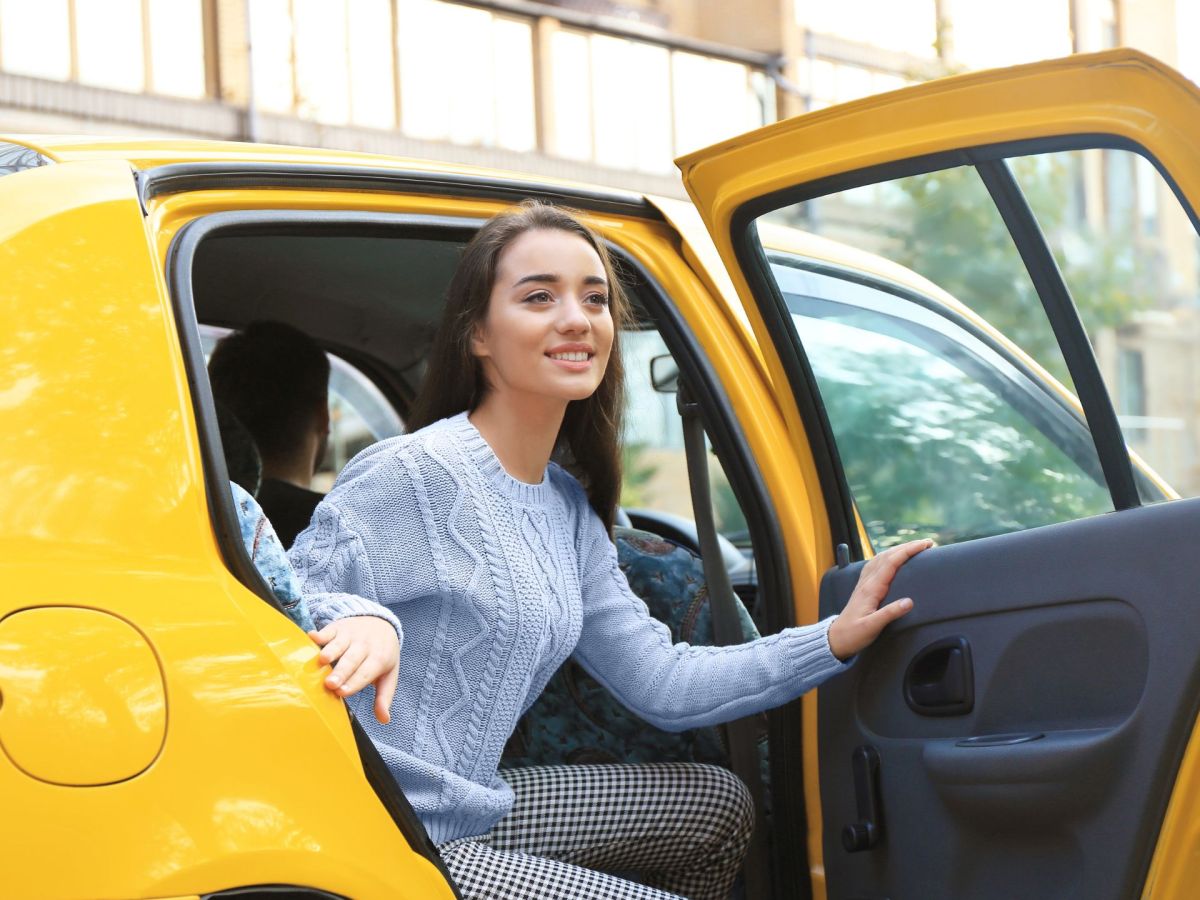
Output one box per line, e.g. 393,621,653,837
448,411,552,505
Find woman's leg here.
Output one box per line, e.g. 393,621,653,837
438,836,684,900
492,762,754,900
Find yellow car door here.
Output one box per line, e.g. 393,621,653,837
0,151,456,899
678,49,1200,900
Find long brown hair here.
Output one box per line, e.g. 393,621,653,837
407,201,630,531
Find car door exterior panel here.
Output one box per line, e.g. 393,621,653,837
678,49,1200,898
0,156,455,899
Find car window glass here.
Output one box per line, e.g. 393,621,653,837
199,324,403,489
771,258,1113,547
755,161,1137,548
622,325,750,548
1012,147,1200,501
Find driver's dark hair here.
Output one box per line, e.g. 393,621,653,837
208,320,330,466
407,201,630,532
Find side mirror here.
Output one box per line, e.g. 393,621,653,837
650,354,679,394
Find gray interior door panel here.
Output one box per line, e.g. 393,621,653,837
818,497,1200,899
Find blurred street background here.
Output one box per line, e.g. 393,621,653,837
3,0,1200,504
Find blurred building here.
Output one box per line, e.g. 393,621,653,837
1,0,1197,493
0,0,1184,197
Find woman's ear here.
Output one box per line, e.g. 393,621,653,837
470,322,489,359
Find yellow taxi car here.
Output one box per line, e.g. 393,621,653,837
3,48,1200,899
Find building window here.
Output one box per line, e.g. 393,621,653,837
347,0,396,128
590,34,671,172
0,0,72,81
0,0,206,98
76,0,145,92
397,0,535,151
1104,149,1137,235
949,0,1071,69
285,0,395,127
1117,346,1147,443
805,59,914,112
547,28,768,173
795,0,938,58
549,28,594,162
147,0,206,98
1135,153,1160,237
1118,348,1146,417
671,51,764,158
249,0,296,113
292,0,352,124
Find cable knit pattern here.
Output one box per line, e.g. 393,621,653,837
288,412,851,845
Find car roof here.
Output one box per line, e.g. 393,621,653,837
2,133,631,195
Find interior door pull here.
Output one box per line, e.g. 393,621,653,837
904,636,975,716
842,745,883,853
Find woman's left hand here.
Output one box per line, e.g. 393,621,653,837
827,538,933,661
308,616,400,724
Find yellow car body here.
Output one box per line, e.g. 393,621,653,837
1,47,1198,899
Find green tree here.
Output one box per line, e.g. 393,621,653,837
619,442,659,508
890,152,1154,385
712,468,749,546
806,334,1111,549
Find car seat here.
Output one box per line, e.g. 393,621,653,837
501,526,767,775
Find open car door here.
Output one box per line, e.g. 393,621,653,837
678,49,1200,900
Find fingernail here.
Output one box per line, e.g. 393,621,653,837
900,598,913,608
327,676,340,687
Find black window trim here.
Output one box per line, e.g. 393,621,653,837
137,161,662,221
611,234,810,900
729,132,1198,560
974,155,1139,510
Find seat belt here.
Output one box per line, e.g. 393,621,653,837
677,378,771,900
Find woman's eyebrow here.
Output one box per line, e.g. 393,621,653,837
512,273,609,288
513,273,560,287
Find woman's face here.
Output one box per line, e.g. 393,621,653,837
472,227,614,409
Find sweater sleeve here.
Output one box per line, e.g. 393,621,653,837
571,499,851,733
288,498,404,647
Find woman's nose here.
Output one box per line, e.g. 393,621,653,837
556,295,591,332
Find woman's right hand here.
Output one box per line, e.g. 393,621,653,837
827,538,933,661
308,616,400,724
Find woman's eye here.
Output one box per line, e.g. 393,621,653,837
523,290,553,304
586,293,610,307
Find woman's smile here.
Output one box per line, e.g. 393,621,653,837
546,341,596,371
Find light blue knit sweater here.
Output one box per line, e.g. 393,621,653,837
289,411,849,845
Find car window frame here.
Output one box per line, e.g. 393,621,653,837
163,202,807,893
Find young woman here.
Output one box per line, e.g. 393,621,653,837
288,202,931,899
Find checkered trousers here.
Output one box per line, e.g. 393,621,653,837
438,762,754,900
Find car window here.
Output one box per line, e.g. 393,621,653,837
1011,147,1200,501
770,257,1116,548
199,324,403,489
754,153,1183,550
622,324,750,548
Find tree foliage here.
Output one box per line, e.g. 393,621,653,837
890,153,1154,386
788,151,1158,547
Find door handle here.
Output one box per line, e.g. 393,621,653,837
904,636,974,716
